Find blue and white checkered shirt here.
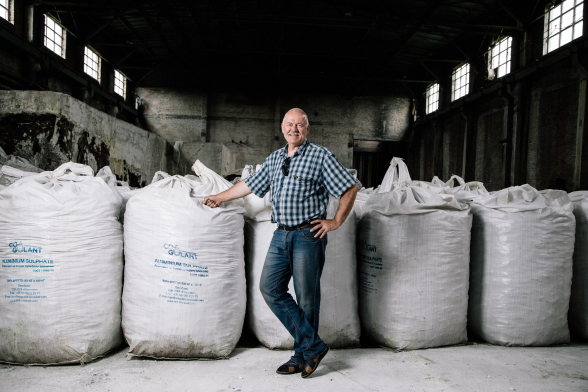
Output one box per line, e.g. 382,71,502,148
245,139,359,226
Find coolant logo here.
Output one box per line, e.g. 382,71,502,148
359,240,377,252
164,244,197,260
8,242,42,254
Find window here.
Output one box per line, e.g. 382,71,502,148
425,83,440,114
84,46,101,82
451,63,470,101
488,36,512,79
114,70,127,99
44,15,66,58
0,0,10,22
544,0,584,54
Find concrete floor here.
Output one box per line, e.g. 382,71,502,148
1,340,588,392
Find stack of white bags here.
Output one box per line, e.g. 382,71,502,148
0,162,124,364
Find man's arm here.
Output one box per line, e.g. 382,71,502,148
310,183,359,238
204,180,253,208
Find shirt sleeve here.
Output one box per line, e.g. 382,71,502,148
321,152,361,198
244,158,272,198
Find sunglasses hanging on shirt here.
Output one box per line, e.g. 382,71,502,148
282,157,291,176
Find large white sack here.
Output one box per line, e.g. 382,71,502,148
358,158,472,350
241,164,272,222
0,162,124,364
469,185,575,346
122,160,246,359
96,166,138,224
0,165,42,186
567,191,588,339
442,175,489,202
244,197,361,349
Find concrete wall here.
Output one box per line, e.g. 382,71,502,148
0,91,191,187
137,88,411,171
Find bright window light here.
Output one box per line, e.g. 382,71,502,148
489,36,512,79
544,0,584,54
84,46,101,82
452,63,470,101
0,0,9,22
44,15,66,58
114,70,127,99
425,83,440,114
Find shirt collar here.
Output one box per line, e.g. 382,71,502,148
280,138,309,158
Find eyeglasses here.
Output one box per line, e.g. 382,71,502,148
282,157,291,176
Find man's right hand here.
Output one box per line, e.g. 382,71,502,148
203,195,222,208
202,180,254,209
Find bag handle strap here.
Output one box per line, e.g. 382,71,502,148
53,162,94,179
379,157,412,193
445,174,466,188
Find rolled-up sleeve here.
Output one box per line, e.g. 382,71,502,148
321,153,361,198
244,159,271,198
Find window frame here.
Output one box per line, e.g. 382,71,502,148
451,63,470,102
84,46,102,83
0,0,12,23
114,69,127,99
543,0,584,54
488,36,512,79
425,83,440,115
44,14,67,58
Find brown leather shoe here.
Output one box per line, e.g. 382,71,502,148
301,345,329,378
276,360,304,375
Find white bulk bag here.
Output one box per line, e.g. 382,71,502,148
358,158,472,350
567,191,588,338
0,165,41,186
244,197,361,349
122,160,246,358
469,185,575,346
242,164,272,222
443,175,489,202
97,166,138,223
0,162,124,364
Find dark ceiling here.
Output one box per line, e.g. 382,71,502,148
42,0,553,96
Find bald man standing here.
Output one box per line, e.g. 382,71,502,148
204,108,359,378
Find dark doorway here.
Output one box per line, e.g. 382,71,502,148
353,140,408,189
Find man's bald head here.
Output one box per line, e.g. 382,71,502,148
283,108,309,126
281,108,310,150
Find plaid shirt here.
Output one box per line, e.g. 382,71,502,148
245,139,358,226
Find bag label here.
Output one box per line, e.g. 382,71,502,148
158,279,203,305
358,240,382,294
3,278,47,303
2,241,55,303
154,242,210,305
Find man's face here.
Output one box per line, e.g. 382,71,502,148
281,110,310,147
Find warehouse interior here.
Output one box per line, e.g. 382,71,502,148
1,1,588,391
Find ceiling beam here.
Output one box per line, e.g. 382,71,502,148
116,14,157,58
433,25,472,62
348,0,453,95
115,47,140,68
419,61,442,83
84,15,118,45
496,0,525,28
135,4,194,78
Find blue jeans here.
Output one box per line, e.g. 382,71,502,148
259,226,328,365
